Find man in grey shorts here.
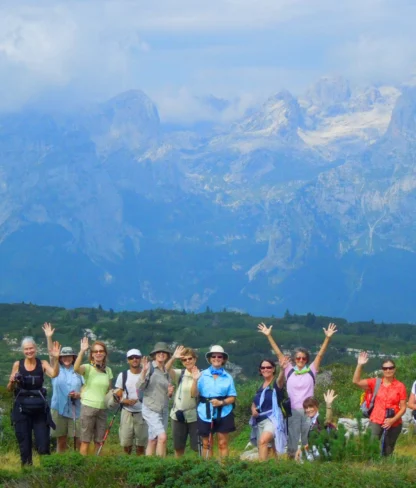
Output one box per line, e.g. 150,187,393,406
115,349,148,455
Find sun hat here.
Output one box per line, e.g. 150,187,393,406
126,348,142,358
205,345,229,364
60,346,77,357
149,342,172,358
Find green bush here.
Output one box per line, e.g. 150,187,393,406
1,455,415,488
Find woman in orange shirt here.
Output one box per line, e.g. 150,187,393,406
353,352,407,456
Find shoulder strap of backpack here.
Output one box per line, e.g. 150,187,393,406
178,369,186,387
36,358,44,377
144,362,155,390
308,369,316,384
287,368,315,384
122,370,129,398
18,359,24,374
369,378,382,409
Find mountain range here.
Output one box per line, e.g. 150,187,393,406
1,76,415,322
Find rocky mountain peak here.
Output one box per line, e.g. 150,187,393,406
305,76,351,114
81,89,160,153
384,87,416,143
234,90,303,140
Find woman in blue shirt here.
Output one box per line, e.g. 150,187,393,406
191,345,237,458
44,324,83,452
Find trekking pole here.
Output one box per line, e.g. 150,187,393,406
205,404,216,460
96,404,122,456
205,418,214,460
380,428,386,456
198,436,203,457
71,397,77,451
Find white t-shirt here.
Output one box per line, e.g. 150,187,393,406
412,381,416,395
115,370,142,413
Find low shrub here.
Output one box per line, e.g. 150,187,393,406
0,454,415,488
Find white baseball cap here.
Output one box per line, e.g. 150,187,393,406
126,349,142,358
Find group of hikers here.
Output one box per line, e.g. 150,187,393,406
6,321,416,466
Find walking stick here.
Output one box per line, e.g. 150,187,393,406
205,419,214,459
96,404,122,456
71,397,77,451
198,436,203,457
205,404,216,460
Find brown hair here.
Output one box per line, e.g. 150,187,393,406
181,347,198,359
381,358,396,368
258,359,276,376
303,397,319,409
59,356,76,366
89,341,108,367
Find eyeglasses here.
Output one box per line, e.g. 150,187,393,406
128,356,141,360
92,350,105,354
382,366,395,371
295,357,307,361
211,355,224,359
181,357,194,362
260,366,273,370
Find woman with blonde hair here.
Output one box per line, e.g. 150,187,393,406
74,337,113,455
166,346,200,457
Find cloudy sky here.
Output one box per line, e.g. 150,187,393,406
0,0,415,122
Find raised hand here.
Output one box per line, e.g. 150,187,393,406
357,351,369,366
191,366,201,381
80,337,89,353
279,355,291,369
323,323,337,338
257,322,273,336
323,389,338,405
142,356,150,373
42,322,55,337
50,341,62,358
173,345,186,359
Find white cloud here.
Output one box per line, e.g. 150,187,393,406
0,0,415,119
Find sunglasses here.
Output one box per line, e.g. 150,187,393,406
260,366,273,370
128,355,141,360
382,366,395,371
92,350,105,354
211,355,224,359
295,357,307,361
181,357,194,362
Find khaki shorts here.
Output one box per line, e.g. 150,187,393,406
80,404,107,443
257,418,274,437
51,409,81,438
119,409,148,447
257,418,275,447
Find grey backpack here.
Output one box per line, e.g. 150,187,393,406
360,378,382,418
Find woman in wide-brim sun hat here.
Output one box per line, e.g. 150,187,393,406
137,342,172,457
191,345,237,459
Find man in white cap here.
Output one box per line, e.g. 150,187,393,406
114,349,148,455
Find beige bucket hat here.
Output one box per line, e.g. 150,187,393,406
205,345,229,363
